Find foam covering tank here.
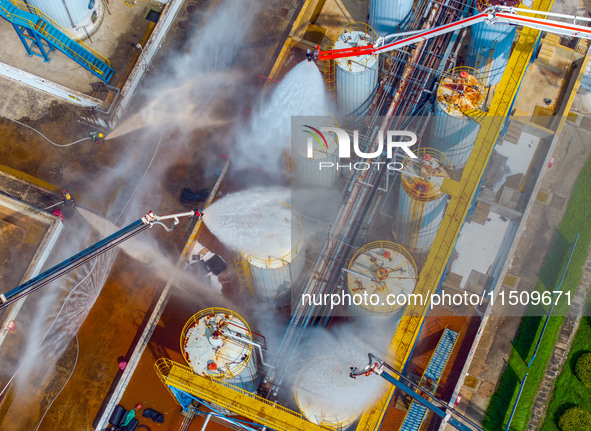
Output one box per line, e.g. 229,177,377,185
181,308,258,392
394,149,451,253
431,67,486,168
333,24,379,115
295,355,364,429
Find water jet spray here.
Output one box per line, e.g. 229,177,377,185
0,209,203,309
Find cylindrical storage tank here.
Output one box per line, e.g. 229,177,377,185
242,203,305,304
294,356,364,430
431,67,486,168
26,0,103,39
181,308,259,393
333,23,379,115
369,0,413,36
292,119,339,188
465,0,519,86
394,148,451,254
346,241,417,316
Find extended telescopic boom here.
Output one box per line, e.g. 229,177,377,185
312,6,591,61
350,353,483,431
0,209,202,309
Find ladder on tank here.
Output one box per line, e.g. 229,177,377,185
234,253,255,296
0,0,114,83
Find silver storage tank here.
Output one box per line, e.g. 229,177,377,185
369,0,413,36
26,0,103,38
333,23,379,115
465,0,518,86
180,308,259,393
242,203,305,304
394,149,451,254
295,355,367,429
292,118,339,188
346,241,417,317
431,67,486,169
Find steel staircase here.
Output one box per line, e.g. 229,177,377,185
0,0,113,83
400,328,459,431
154,358,331,431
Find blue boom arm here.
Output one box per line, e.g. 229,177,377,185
0,209,201,309
350,353,482,431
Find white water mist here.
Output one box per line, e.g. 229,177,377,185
234,60,333,171
202,187,294,258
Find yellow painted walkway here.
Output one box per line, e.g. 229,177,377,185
355,0,555,429
155,359,330,431
152,0,561,429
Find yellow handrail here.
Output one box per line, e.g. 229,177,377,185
234,252,255,296
10,0,110,65
0,7,102,78
355,0,555,429
0,0,111,76
154,358,332,431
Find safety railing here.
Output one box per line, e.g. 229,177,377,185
244,242,302,268
436,66,487,117
317,42,336,92
179,308,254,379
400,148,453,202
347,241,419,314
155,358,331,431
326,22,379,75
358,1,552,428
0,0,110,79
242,202,304,270
9,0,110,65
234,253,255,296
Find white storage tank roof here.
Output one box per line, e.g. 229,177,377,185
26,0,103,38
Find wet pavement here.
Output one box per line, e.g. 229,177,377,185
0,1,304,430
379,309,480,430
452,120,591,426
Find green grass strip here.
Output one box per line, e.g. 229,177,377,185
483,153,591,431
540,302,591,431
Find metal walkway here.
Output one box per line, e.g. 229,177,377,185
400,329,459,431
423,329,459,384
357,0,555,429
155,358,331,431
400,402,429,431
0,0,113,82
149,0,555,428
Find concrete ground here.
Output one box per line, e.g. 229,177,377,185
0,193,59,292
0,77,67,121
452,118,591,424
379,310,480,430
115,282,239,431
314,0,368,41
0,1,307,430
513,34,584,121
